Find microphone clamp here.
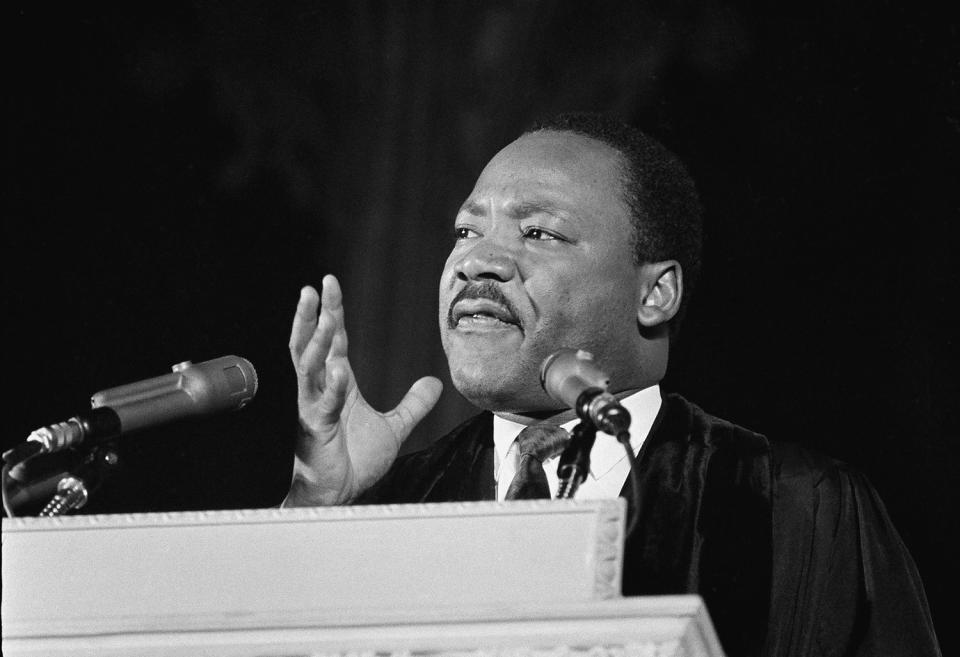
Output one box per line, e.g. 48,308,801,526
574,387,632,436
25,408,122,457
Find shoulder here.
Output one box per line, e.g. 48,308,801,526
655,393,883,511
661,392,861,485
763,431,878,513
661,393,902,531
658,392,771,456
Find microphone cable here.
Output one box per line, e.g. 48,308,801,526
616,430,643,538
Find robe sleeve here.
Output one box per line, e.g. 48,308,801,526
765,443,941,657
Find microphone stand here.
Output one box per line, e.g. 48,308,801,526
556,385,626,500
38,446,119,517
2,444,119,518
556,421,596,499
553,394,643,538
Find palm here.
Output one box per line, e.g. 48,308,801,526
287,276,441,506
301,369,406,498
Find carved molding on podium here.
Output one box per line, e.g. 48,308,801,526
0,596,721,657
2,501,724,656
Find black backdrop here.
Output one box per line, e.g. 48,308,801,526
7,2,956,651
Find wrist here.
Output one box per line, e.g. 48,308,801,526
282,476,355,507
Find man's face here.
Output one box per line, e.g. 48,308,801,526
438,130,645,413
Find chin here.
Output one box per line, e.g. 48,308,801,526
442,330,552,411
448,359,517,409
448,359,554,412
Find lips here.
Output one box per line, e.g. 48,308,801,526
451,298,521,329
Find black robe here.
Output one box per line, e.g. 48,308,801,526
357,393,940,657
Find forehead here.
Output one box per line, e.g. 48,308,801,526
466,131,631,221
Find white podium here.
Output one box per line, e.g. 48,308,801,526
2,500,725,656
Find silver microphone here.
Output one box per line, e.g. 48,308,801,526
539,348,631,435
6,356,258,464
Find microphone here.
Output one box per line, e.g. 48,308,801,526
539,348,631,436
3,356,258,466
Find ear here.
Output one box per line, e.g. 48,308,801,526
636,260,683,328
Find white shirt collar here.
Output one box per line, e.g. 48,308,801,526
492,385,662,497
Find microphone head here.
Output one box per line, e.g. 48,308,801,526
539,348,610,408
89,356,258,433
211,355,258,405
184,355,259,412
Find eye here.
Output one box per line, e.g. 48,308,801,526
521,226,560,241
454,225,479,240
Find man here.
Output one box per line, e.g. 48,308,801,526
282,114,940,656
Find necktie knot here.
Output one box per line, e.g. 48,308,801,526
505,424,570,500
515,424,571,461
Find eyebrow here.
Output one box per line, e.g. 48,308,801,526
459,199,569,220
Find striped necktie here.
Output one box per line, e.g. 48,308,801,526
505,424,571,500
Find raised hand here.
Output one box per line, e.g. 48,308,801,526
283,274,443,506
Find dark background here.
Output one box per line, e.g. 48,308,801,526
6,1,956,651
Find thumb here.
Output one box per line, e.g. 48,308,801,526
390,376,443,436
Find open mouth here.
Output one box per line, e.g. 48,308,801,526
450,299,521,330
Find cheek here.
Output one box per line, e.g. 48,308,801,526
528,266,638,342
437,257,459,320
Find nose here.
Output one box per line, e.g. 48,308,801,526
454,240,518,282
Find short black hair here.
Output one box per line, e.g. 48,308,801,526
525,113,703,333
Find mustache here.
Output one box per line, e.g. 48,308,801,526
446,281,522,329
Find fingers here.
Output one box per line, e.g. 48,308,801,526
390,376,443,436
314,361,351,424
289,285,320,366
320,274,349,359
291,275,350,398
